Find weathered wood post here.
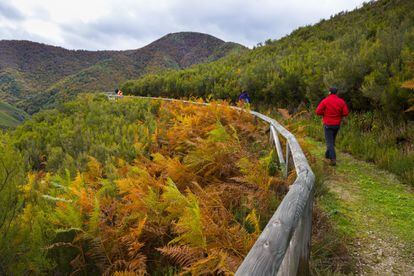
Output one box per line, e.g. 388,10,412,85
285,143,290,178
270,125,285,166
297,189,313,276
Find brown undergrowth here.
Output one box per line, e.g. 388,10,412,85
22,99,287,275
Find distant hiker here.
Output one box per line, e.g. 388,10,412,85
238,91,251,104
117,89,123,97
316,87,349,166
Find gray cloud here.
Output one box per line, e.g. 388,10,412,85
0,2,24,21
0,22,47,43
1,0,366,50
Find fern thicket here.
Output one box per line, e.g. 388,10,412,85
8,97,287,274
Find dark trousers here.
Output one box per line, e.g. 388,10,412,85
324,125,340,160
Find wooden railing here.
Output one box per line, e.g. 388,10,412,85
237,111,314,276
105,94,315,275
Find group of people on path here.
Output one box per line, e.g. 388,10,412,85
238,87,349,166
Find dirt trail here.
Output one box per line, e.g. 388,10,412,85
307,139,414,275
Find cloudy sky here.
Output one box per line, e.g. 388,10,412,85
0,0,366,51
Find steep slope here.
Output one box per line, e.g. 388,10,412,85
0,40,115,103
0,101,29,128
0,32,245,113
39,33,245,110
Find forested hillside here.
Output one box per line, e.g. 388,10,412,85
0,95,286,274
123,0,413,115
122,0,414,185
0,32,245,113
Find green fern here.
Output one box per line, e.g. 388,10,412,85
207,121,231,142
87,197,100,236
162,179,189,219
245,209,260,234
169,193,206,248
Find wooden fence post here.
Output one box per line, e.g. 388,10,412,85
297,188,313,276
284,143,290,178
270,125,285,166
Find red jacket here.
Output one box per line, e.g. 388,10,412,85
316,94,349,125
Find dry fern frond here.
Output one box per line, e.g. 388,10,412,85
402,79,414,89
126,255,147,274
103,260,128,276
119,217,147,259
103,257,147,276
278,108,291,119
157,245,204,268
85,237,111,271
405,99,414,113
113,271,138,276
181,249,233,276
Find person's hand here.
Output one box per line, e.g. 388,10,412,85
342,117,348,126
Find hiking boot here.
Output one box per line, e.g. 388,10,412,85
329,159,337,166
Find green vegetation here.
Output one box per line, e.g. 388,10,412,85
122,0,414,115
122,0,414,185
0,95,285,274
1,0,413,273
307,139,414,274
309,160,355,274
0,101,29,128
296,113,414,185
0,32,245,113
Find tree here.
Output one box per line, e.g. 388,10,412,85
0,133,24,273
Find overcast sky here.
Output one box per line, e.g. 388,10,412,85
0,0,367,51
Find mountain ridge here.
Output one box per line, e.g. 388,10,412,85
0,32,246,113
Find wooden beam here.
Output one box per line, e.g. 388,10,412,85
270,125,285,166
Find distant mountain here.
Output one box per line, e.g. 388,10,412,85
0,101,29,128
0,32,246,113
122,0,414,115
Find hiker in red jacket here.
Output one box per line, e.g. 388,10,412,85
316,87,349,166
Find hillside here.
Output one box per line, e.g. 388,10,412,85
0,101,29,128
122,0,414,114
122,0,414,185
0,32,246,113
1,95,283,274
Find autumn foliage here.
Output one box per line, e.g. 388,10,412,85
3,96,286,274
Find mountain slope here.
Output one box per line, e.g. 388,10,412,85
122,0,414,115
121,0,414,185
0,101,29,128
0,32,246,113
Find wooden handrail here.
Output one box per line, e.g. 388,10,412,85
104,93,315,275
239,111,314,276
